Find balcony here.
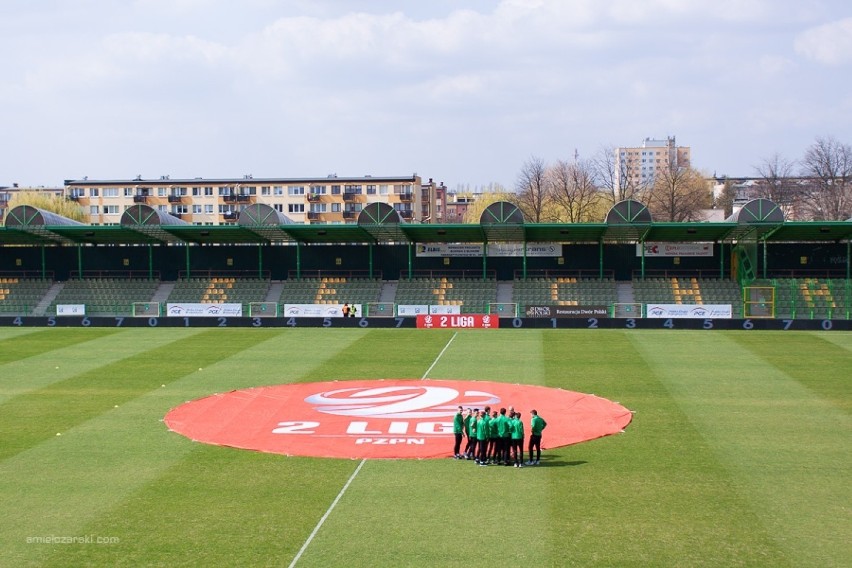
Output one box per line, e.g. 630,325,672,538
223,211,239,221
168,195,183,203
307,194,321,202
236,194,251,203
343,193,359,202
171,212,183,219
399,209,414,220
223,195,237,203
133,195,149,203
342,210,357,220
307,212,320,220
398,192,413,202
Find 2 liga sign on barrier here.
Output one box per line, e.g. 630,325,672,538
416,314,499,329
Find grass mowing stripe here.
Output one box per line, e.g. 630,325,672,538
731,332,851,413
289,458,366,568
420,329,548,382
0,328,205,406
300,329,459,381
0,328,258,462
4,329,370,567
0,327,120,364
630,331,851,567
538,330,787,566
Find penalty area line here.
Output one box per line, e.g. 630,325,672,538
288,458,366,568
422,331,457,380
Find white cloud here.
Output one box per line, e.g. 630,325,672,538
795,17,852,65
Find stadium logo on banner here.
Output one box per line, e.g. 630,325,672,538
164,379,632,459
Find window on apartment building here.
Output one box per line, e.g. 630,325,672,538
123,187,134,196
310,203,327,213
288,203,304,214
193,205,202,214
331,185,341,195
243,186,256,195
103,188,118,197
289,186,305,196
310,185,327,195
158,205,168,212
379,185,389,195
158,187,168,197
103,205,119,214
219,204,235,213
331,202,341,212
90,188,99,197
205,204,214,214
89,206,98,215
274,204,283,212
344,184,362,194
366,184,376,195
274,186,284,195
261,186,271,196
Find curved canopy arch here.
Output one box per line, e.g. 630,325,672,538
606,200,652,224
4,205,83,228
120,204,187,226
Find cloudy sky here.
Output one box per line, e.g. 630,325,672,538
2,0,850,189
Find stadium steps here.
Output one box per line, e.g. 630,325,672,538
617,282,635,304
265,281,286,302
33,282,64,316
496,281,513,303
151,282,175,304
379,281,397,303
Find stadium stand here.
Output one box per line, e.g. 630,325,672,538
632,277,744,316
0,278,53,315
47,278,159,316
167,278,270,310
310,277,382,305
752,277,850,319
513,277,618,307
395,277,497,314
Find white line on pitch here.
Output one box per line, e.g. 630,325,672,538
288,457,366,568
422,331,457,379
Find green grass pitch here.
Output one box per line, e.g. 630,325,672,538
0,327,850,567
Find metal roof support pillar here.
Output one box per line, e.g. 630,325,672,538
41,245,47,281
719,242,725,279
522,241,528,280
296,243,301,279
368,243,374,279
77,245,83,280
407,243,412,280
185,245,190,279
258,245,263,279
599,240,604,280
762,239,768,279
482,242,487,281
148,245,154,281
640,239,646,280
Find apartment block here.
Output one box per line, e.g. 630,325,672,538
615,136,691,189
65,174,438,225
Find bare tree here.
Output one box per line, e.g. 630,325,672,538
549,158,603,222
754,152,802,215
713,177,736,218
513,155,551,223
646,157,711,222
800,136,852,220
592,145,646,204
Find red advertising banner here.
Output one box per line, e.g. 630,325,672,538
416,314,499,329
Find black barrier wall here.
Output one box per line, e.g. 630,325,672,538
1,316,849,331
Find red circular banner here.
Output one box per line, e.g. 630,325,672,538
164,380,632,459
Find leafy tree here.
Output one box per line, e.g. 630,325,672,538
7,191,87,222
